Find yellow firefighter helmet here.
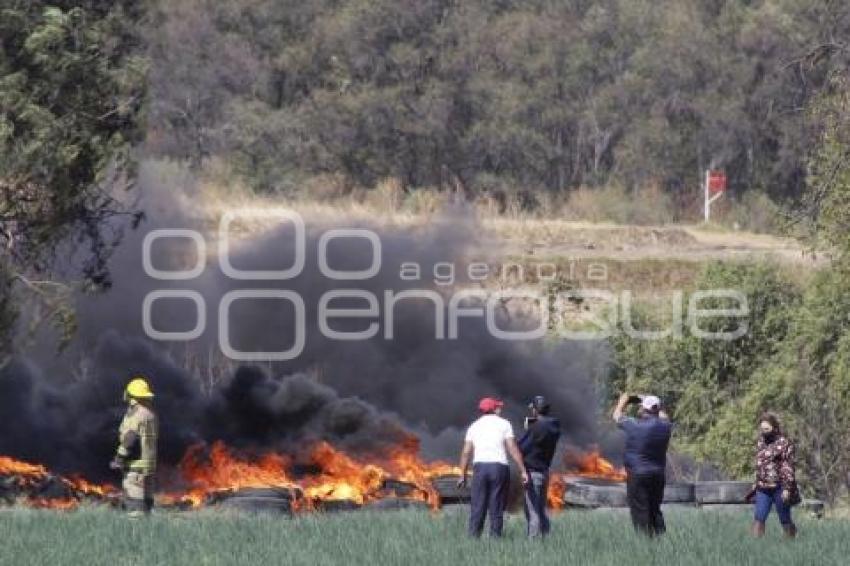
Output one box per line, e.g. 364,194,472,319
124,376,155,400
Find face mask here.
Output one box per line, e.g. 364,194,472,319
761,430,776,442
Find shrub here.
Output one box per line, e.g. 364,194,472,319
608,262,805,485
561,184,676,225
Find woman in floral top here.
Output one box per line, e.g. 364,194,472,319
751,413,797,538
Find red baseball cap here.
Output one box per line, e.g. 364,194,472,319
478,397,504,413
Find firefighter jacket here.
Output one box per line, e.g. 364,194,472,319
116,401,158,474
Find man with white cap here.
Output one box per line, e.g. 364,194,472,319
612,392,672,536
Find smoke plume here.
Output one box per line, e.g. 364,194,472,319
1,166,607,482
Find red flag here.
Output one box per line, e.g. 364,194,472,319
707,171,727,196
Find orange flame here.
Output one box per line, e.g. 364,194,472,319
303,438,461,506
165,437,460,510
0,455,117,510
547,476,567,509
164,442,300,507
0,455,49,479
0,444,626,513
547,448,626,510
383,437,461,506
302,442,386,504
565,449,626,481
64,475,118,499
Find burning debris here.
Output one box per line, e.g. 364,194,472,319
0,434,635,515
0,455,117,510
162,439,458,511
548,448,627,510
0,437,466,513
157,441,627,514
561,448,627,482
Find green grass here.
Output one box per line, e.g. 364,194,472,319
0,506,844,566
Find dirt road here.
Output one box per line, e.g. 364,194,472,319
483,218,822,267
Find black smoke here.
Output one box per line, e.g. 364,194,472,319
1,171,607,482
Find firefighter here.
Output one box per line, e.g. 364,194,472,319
110,376,158,517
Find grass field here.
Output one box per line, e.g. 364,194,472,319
0,506,844,566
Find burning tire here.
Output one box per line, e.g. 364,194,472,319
218,496,292,515
563,478,627,508
662,483,695,503
213,486,301,515
205,486,302,507
219,487,300,501
562,478,696,507
694,481,752,504
431,475,470,504
379,479,421,499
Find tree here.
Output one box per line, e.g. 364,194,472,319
145,0,262,166
804,70,850,267
0,1,149,356
143,0,847,203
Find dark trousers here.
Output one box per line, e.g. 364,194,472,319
626,473,666,537
469,462,510,537
523,470,550,537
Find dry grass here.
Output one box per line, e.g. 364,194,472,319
178,162,782,230
556,184,677,225
139,161,815,270
195,191,813,270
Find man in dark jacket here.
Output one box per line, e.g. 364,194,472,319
613,392,672,537
518,395,561,537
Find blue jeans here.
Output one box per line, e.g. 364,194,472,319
754,486,793,525
469,463,510,537
523,470,550,537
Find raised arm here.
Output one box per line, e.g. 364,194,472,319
612,393,630,422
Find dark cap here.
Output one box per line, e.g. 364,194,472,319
529,395,550,413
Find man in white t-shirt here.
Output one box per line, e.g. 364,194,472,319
458,397,528,537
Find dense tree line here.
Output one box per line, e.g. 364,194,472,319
146,0,848,203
